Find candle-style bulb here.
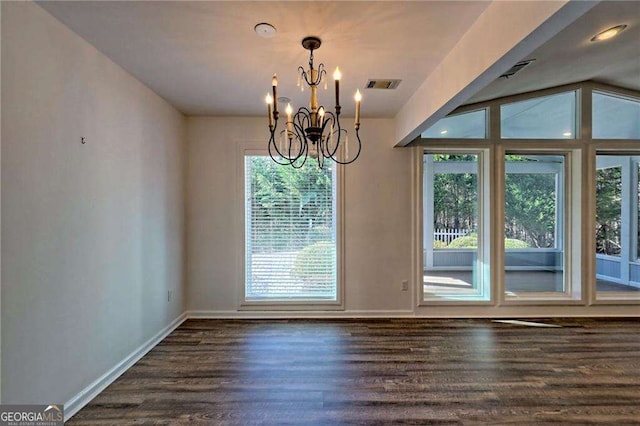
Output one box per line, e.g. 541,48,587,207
354,90,361,126
333,67,342,81
285,103,293,135
272,74,278,86
266,93,274,128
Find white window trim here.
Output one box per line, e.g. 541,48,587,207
236,141,345,311
593,152,640,303
419,148,492,305
500,149,582,304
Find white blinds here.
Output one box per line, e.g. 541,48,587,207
244,156,337,300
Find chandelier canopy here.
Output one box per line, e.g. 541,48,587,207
265,36,362,169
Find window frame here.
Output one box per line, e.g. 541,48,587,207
592,90,640,140
636,160,640,262
500,90,579,140
421,108,488,139
593,152,640,303
409,82,640,312
500,150,581,303
237,143,345,311
420,148,492,304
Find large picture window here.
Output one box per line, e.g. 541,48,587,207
416,82,639,308
244,156,338,302
504,154,566,296
423,152,490,301
595,155,640,294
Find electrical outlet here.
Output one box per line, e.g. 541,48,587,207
168,290,173,302
401,280,409,291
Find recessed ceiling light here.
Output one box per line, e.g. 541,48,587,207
590,24,627,42
563,132,572,137
440,130,448,135
254,23,277,38
277,96,290,104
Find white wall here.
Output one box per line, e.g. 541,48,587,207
1,2,186,404
186,117,413,314
185,116,640,319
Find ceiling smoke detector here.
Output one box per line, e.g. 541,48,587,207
499,59,536,79
366,79,401,90
254,23,277,38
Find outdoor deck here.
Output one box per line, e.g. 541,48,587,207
424,270,640,295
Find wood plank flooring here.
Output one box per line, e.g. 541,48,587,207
69,318,640,425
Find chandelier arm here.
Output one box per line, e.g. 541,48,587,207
290,134,308,169
269,138,296,166
329,127,362,165
324,128,345,162
296,106,313,149
298,66,313,87
267,116,296,165
329,110,344,157
318,112,335,158
291,111,308,160
289,132,306,164
314,63,326,86
294,107,311,142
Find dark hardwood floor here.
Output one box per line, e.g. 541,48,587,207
69,318,640,425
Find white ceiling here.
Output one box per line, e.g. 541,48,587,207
38,1,490,118
468,1,640,104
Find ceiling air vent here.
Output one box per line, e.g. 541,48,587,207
366,79,401,89
499,59,535,79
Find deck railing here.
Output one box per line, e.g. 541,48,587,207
433,228,469,244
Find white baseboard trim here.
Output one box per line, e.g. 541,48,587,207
64,312,187,422
187,310,416,319
187,309,640,319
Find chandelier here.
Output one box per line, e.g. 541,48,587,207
265,36,362,169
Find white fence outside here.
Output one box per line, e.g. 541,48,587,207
433,228,470,245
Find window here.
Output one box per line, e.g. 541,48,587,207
593,92,640,139
423,153,490,301
504,155,566,296
244,156,338,302
595,155,640,294
421,109,487,139
596,162,622,258
415,82,639,311
501,91,577,139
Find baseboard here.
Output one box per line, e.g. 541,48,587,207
187,309,640,319
187,310,416,319
64,312,187,422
